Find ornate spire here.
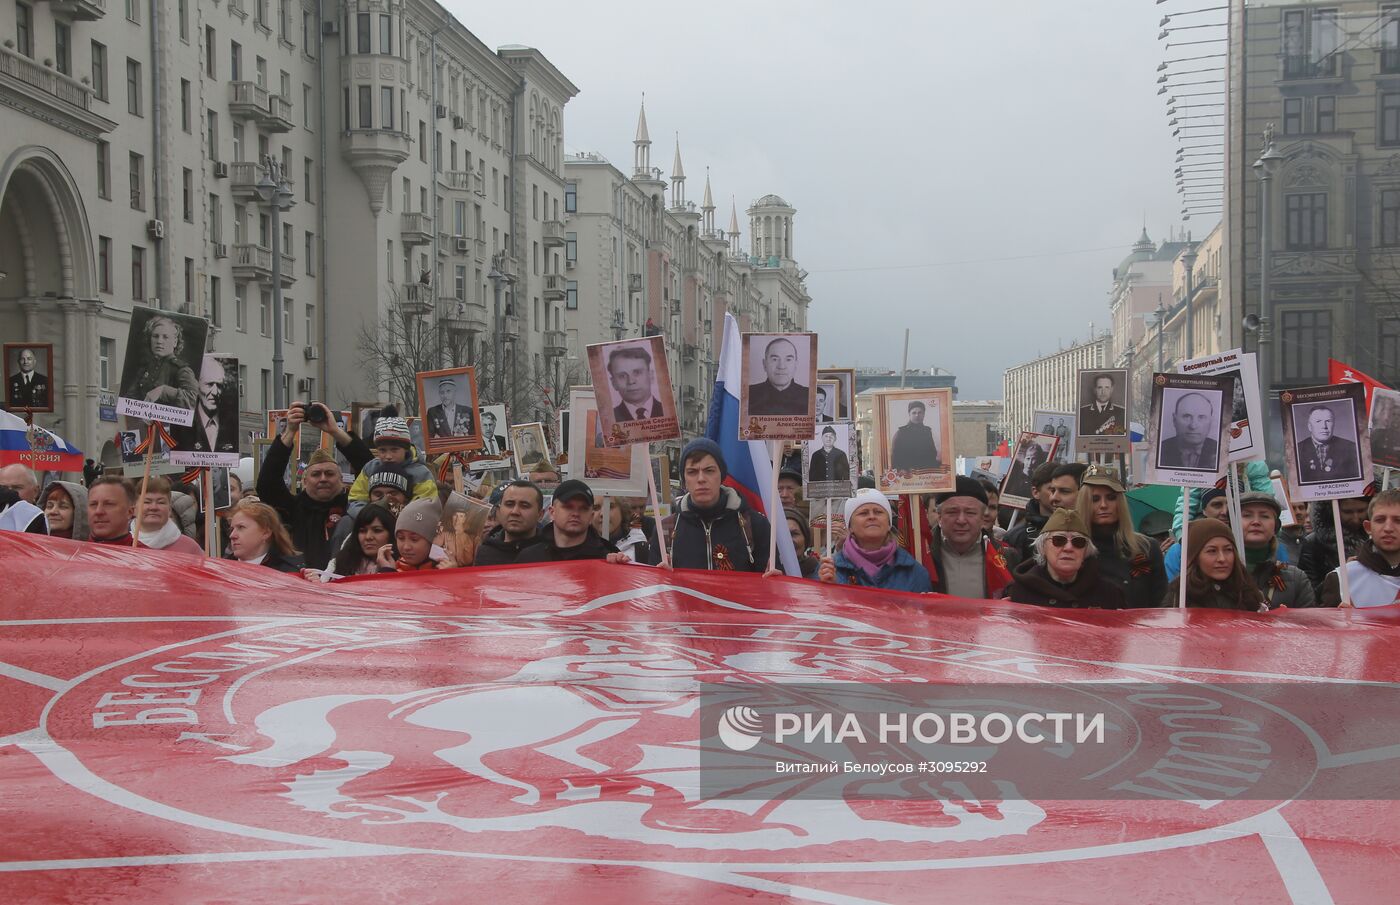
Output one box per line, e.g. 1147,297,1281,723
633,94,651,177
635,94,650,145
702,168,714,211
728,196,740,255
671,134,685,181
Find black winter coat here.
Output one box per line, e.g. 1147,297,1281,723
1004,558,1126,609
1298,501,1367,595
513,526,617,563
255,433,373,570
1091,529,1167,609
1002,500,1048,569
474,525,547,565
670,487,771,573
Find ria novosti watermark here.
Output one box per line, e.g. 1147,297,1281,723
699,682,1400,803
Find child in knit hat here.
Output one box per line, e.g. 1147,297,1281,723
376,497,444,572
346,406,437,515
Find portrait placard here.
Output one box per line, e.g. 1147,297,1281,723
118,429,142,465
817,368,856,421
115,305,208,426
415,366,482,454
1145,372,1234,488
1075,368,1131,454
802,421,857,501
1280,383,1373,502
476,404,510,458
739,332,818,441
264,409,301,456
586,335,679,447
509,422,554,477
170,354,240,467
567,387,647,495
210,466,233,513
1031,410,1076,463
815,380,840,425
350,402,384,442
1177,348,1263,463
1368,387,1400,471
3,342,54,412
873,387,954,495
1000,432,1060,510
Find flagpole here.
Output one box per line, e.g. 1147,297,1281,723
134,420,158,548
824,497,833,559
1178,487,1190,609
767,440,781,572
645,444,670,569
202,468,216,557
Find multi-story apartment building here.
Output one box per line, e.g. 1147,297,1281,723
1225,0,1400,392
561,102,812,452
0,0,575,465
1000,333,1111,441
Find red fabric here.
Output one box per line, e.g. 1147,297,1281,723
1329,358,1391,413
4,533,1400,903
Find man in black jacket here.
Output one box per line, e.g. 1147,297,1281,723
669,438,771,572
255,401,372,570
475,480,547,565
515,480,618,562
1299,496,1370,594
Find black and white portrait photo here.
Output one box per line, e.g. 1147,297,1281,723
1370,388,1400,470
510,422,553,476
585,335,679,446
1032,410,1075,463
1076,369,1129,445
1177,348,1264,462
3,343,53,412
1157,388,1224,472
815,380,839,423
170,354,240,466
874,387,954,494
742,333,816,418
817,368,855,421
116,306,209,425
1293,402,1361,484
802,422,855,501
415,366,481,454
1000,432,1058,509
478,404,510,457
351,402,384,443
119,429,141,464
210,466,232,512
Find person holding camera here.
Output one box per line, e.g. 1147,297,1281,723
256,401,373,570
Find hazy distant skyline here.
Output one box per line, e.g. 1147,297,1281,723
449,0,1197,399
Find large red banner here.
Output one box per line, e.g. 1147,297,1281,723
3,533,1400,903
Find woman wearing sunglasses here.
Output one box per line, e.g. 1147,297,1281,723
1163,519,1268,611
1004,508,1125,608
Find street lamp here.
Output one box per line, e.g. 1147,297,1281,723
255,156,295,409
1253,125,1285,462
487,252,517,405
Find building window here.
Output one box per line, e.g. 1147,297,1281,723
356,13,370,54
128,152,144,210
1382,190,1400,247
55,22,70,75
305,303,315,345
99,338,114,390
303,12,315,57
260,291,271,336
1316,96,1335,133
177,0,188,41
1384,6,1400,73
379,14,392,54
98,236,111,293
1279,310,1331,382
182,168,193,221
180,79,191,132
381,85,393,130
183,257,194,309
303,84,312,128
209,276,221,328
283,297,293,342
235,287,246,332
124,0,138,23
454,265,466,299
255,0,268,28
131,246,145,300
1283,97,1302,136
1284,193,1326,249
1381,319,1400,383
15,2,31,57
96,141,110,199
207,111,219,160
209,194,221,243
230,41,241,81
91,42,107,101
419,120,426,162
565,232,577,263
1383,93,1400,146
565,182,577,213
305,230,314,275
1282,7,1339,79
303,156,313,202
566,280,578,310
205,26,216,78
126,58,142,116
358,85,372,129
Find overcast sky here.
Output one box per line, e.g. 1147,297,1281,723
449,0,1201,399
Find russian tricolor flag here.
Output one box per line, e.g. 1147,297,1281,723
704,313,802,576
1,410,84,473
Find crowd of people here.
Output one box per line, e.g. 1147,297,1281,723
2,400,1398,611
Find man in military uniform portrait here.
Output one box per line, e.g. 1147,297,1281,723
1295,403,1361,483
426,374,476,440
747,336,810,416
890,400,941,472
1079,372,1127,436
6,346,49,410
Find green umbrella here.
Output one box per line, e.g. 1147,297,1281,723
1127,484,1187,531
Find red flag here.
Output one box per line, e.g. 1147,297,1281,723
994,437,1010,456
1329,358,1391,414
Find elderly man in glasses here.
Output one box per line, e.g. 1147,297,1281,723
1002,508,1126,608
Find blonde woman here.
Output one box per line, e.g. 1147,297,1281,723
226,501,302,572
1073,465,1165,608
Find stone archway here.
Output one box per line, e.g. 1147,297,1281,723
0,146,101,457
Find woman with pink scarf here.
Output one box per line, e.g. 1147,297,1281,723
817,489,932,592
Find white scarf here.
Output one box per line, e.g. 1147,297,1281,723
134,518,184,549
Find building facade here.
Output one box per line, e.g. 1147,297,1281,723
1000,333,1111,441
1226,0,1400,393
0,0,576,464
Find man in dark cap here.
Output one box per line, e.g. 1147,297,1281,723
922,476,1012,599
808,425,850,484
515,479,618,562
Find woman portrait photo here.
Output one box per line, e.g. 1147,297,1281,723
117,307,207,420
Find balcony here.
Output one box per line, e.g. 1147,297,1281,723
231,244,295,285
442,299,488,334
542,220,566,247
0,44,114,141
400,212,433,247
1280,53,1341,82
628,273,642,293
41,0,106,21
442,170,473,192
543,273,567,301
265,94,294,132
228,81,270,122
397,282,433,316
543,329,568,357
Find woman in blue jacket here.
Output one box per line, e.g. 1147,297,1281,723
818,489,932,592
